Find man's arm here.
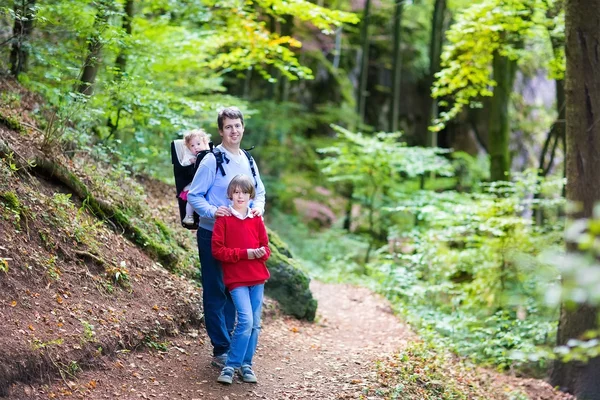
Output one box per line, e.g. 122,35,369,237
250,159,266,216
187,154,218,219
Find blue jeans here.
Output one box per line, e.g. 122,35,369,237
226,284,264,368
197,228,236,356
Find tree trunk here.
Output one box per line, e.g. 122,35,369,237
488,51,517,181
356,0,372,124
77,2,111,95
114,0,134,75
389,0,404,132
425,0,446,147
107,0,134,138
551,0,600,397
9,0,36,77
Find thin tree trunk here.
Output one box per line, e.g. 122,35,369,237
107,0,134,138
551,0,600,397
488,52,517,181
114,0,133,75
356,0,372,123
9,0,36,77
389,0,404,132
425,0,446,147
77,2,111,95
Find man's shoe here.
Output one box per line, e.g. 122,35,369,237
211,353,227,368
217,366,234,385
238,364,257,383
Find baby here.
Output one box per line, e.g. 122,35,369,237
179,129,210,225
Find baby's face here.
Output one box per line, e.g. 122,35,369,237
188,137,208,154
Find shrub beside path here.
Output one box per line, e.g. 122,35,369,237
10,281,571,399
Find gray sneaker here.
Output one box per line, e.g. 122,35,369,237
211,353,227,368
217,366,234,385
238,364,257,383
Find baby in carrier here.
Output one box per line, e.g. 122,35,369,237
177,129,210,225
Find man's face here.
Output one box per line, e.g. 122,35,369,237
219,117,244,148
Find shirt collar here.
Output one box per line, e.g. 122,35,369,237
229,205,253,220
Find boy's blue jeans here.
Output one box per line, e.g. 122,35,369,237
226,284,264,368
197,228,236,357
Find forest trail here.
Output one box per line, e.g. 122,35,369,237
10,281,570,400
9,282,410,399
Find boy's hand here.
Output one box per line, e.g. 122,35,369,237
247,249,256,259
189,157,196,164
254,247,266,258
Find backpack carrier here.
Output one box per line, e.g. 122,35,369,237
171,139,258,230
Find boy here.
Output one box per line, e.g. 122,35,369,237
211,174,270,384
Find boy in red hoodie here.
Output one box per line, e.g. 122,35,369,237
211,174,271,384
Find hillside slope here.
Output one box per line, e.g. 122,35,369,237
0,77,314,397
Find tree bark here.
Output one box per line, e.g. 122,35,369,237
107,0,134,138
389,0,404,132
356,0,372,124
114,0,134,75
488,51,517,181
77,1,111,95
551,0,600,397
425,0,447,147
9,0,36,77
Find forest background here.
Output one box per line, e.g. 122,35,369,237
1,0,599,398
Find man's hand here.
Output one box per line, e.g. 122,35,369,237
214,206,232,218
250,207,263,217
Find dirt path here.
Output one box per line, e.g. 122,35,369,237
10,281,569,400
10,282,411,399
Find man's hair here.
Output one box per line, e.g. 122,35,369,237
227,174,256,200
183,128,209,146
217,106,244,130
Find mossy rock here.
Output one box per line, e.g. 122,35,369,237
265,228,317,321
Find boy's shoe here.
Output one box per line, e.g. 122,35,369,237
217,366,235,385
182,215,195,225
238,365,257,383
211,353,227,368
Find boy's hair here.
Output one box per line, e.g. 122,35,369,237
183,128,209,146
227,174,255,200
217,107,244,130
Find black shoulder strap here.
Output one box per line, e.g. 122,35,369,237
213,148,227,177
241,149,258,188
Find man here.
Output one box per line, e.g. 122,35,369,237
187,107,266,367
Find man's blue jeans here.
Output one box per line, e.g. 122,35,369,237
226,284,264,368
197,227,236,357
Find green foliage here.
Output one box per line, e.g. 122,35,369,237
431,0,562,131
318,125,454,259
105,261,131,288
368,171,565,371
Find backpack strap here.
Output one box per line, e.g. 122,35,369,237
241,149,258,188
213,148,227,177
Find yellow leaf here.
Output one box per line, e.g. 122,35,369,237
10,301,16,307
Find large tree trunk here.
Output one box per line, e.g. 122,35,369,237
356,0,372,124
550,0,600,397
425,0,447,147
77,2,111,95
389,0,404,132
488,51,517,181
9,0,36,77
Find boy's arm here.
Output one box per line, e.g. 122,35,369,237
211,218,250,263
187,154,218,219
256,219,271,261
